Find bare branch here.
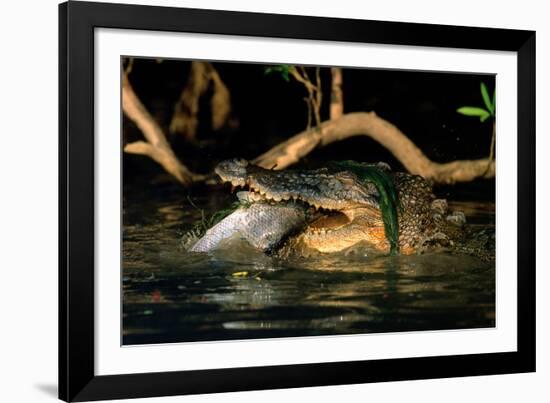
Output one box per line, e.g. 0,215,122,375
289,66,323,128
169,61,233,140
253,112,495,184
209,67,232,131
123,140,155,156
312,67,322,127
304,97,312,130
289,67,318,93
124,57,134,76
122,74,204,186
330,67,344,119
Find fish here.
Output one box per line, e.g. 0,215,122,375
189,197,307,253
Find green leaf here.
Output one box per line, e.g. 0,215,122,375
492,89,496,114
480,113,491,122
281,70,290,82
480,82,494,115
264,65,291,82
457,106,490,117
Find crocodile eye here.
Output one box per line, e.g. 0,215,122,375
234,158,249,167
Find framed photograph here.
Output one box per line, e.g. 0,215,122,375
59,1,535,401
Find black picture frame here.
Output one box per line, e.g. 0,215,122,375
59,1,536,401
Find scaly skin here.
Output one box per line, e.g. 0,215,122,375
215,159,466,256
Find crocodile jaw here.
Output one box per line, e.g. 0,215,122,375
216,158,380,211
298,207,388,253
216,159,389,254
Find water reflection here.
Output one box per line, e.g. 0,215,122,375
122,185,495,344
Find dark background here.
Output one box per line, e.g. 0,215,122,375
123,57,496,200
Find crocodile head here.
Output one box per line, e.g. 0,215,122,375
215,158,380,210
215,159,391,253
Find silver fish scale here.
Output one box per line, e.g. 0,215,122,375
190,203,306,252
189,209,246,252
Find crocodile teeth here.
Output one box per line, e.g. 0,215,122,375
231,179,245,187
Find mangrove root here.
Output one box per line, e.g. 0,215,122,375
169,61,233,141
253,112,495,184
122,74,204,186
330,67,344,119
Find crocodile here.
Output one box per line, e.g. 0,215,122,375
187,158,491,259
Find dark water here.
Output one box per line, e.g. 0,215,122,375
122,183,495,345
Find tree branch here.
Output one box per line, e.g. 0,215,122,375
122,74,204,186
330,67,344,119
169,61,233,140
289,66,323,128
253,112,495,184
